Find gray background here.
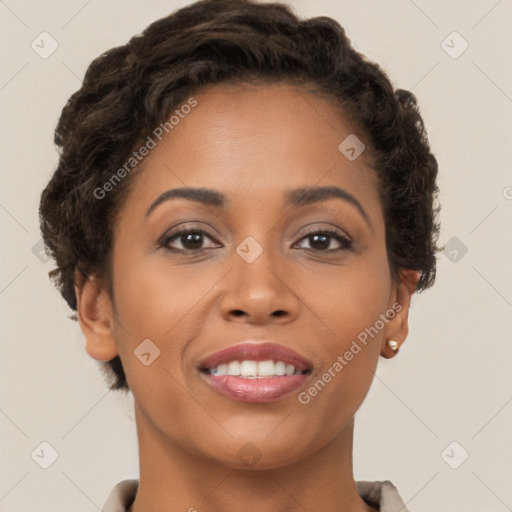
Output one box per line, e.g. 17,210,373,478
1,0,511,510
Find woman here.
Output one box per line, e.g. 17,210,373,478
39,0,440,510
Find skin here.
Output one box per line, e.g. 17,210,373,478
75,82,417,512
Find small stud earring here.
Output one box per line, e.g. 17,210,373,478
387,339,399,351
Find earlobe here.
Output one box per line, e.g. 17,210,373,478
380,270,419,359
74,270,119,362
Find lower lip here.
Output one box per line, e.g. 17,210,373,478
201,372,311,403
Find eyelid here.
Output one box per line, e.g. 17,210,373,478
299,224,352,242
158,220,221,241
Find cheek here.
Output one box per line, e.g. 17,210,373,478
109,252,228,390
306,252,391,344
296,267,388,430
112,253,205,337
109,254,207,406
299,250,390,393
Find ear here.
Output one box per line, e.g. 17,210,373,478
74,269,119,361
380,269,419,358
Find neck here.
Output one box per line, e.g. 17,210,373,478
128,402,376,512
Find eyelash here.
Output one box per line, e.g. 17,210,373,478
158,226,353,254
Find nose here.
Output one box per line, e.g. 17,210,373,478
219,242,300,325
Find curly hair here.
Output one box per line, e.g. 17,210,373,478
39,0,441,392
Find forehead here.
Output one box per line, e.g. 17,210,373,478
120,82,380,217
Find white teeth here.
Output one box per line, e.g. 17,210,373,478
215,364,228,376
227,361,240,375
240,360,258,377
209,360,302,377
275,361,286,375
257,360,276,376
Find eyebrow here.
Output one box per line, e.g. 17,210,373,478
145,185,371,227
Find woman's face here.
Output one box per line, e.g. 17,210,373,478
80,83,411,468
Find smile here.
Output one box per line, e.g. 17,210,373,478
198,341,313,403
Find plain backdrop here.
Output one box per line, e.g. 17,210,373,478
1,1,511,511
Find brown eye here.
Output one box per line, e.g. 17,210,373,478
160,228,221,252
295,230,352,252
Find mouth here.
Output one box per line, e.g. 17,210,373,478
198,342,313,403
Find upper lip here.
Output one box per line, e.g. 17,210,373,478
199,341,313,372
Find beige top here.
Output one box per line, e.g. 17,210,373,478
102,479,410,511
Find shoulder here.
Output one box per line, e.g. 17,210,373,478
102,479,138,512
102,478,409,512
356,480,410,512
